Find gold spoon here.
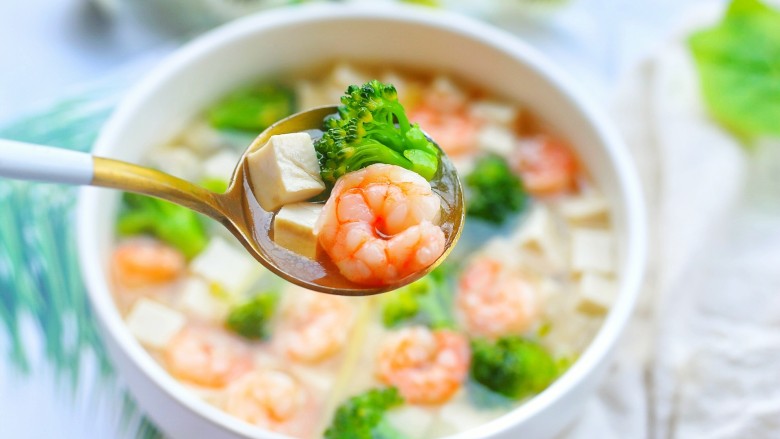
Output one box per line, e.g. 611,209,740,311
0,106,464,296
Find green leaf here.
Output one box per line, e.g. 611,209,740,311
689,0,780,141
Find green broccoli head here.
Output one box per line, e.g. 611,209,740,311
382,282,422,327
465,154,527,224
470,336,558,400
324,387,407,439
117,192,208,259
315,80,440,186
225,291,278,340
381,265,455,329
207,83,295,132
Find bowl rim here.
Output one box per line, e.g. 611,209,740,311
78,3,647,438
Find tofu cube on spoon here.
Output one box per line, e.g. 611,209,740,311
246,133,325,211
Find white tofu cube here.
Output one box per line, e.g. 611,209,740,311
427,75,467,111
126,299,185,349
328,63,371,92
469,100,519,126
202,150,239,181
147,147,201,182
577,272,617,314
179,119,224,153
570,228,615,274
386,406,435,439
178,276,230,322
189,236,259,294
476,124,516,156
513,206,566,269
296,80,332,109
273,202,323,259
559,194,609,222
246,133,325,211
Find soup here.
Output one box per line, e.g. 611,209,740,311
110,63,616,438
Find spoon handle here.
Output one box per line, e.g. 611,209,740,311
0,139,226,221
0,139,93,184
92,157,226,220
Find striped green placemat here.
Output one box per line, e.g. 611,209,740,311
0,85,162,439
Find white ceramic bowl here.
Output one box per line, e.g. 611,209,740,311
78,4,646,439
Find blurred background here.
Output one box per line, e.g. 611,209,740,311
4,1,780,439
0,0,714,124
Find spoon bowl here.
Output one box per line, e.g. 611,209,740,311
222,105,465,296
0,105,464,296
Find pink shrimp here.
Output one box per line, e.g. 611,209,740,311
221,369,312,436
112,239,185,288
407,106,481,157
376,326,470,405
276,287,353,363
456,257,541,339
315,164,445,286
164,327,252,388
512,136,578,196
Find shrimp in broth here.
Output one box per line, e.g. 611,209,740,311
275,287,354,363
456,256,541,339
376,326,470,405
221,369,313,436
164,326,252,388
315,163,445,286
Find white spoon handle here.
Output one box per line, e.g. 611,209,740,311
0,139,94,185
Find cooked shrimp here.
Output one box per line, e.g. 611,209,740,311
456,257,540,338
315,164,446,286
164,326,252,388
221,369,311,436
276,287,353,363
112,239,185,288
376,326,469,404
408,106,480,157
512,136,578,196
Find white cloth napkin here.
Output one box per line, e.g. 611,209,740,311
563,4,780,439
559,4,780,438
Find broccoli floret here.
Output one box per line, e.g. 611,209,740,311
315,80,440,185
464,154,527,224
324,387,407,439
225,291,278,340
470,336,558,400
200,177,229,194
381,265,455,329
117,192,208,259
207,83,295,132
